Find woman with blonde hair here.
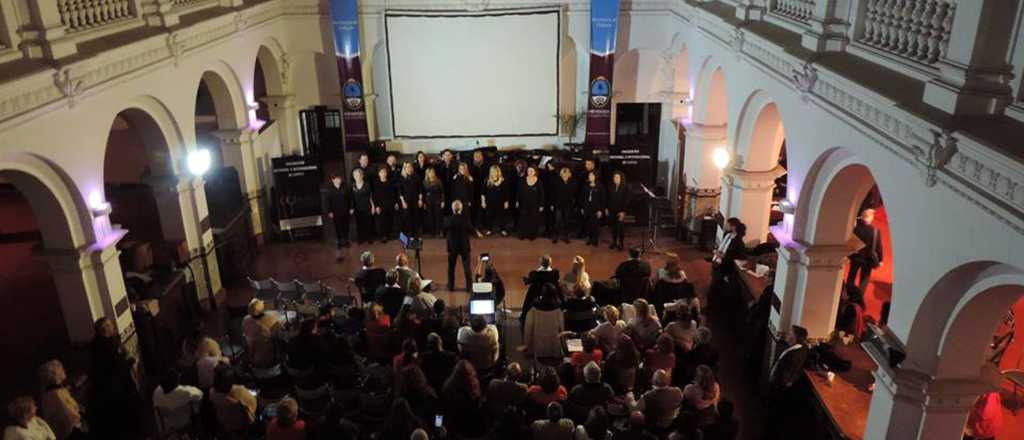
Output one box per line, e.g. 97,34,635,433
626,299,661,351
422,167,445,235
562,255,592,296
481,164,510,236
4,396,56,440
591,305,627,352
37,360,83,440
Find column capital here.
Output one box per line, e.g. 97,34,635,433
263,94,296,108
778,242,850,269
682,121,727,141
34,229,128,272
880,366,999,412
211,128,256,146
722,165,786,190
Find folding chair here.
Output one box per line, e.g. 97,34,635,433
248,277,278,307
270,278,300,328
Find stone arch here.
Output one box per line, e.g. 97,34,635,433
199,62,249,131
109,95,187,174
256,39,286,96
369,39,392,138
691,57,728,125
0,153,94,250
731,90,786,172
792,147,874,246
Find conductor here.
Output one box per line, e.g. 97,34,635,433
444,200,474,292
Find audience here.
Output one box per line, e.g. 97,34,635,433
569,334,603,377
626,299,662,351
242,299,281,368
702,399,739,440
420,332,459,393
4,396,56,440
643,334,677,387
36,360,83,440
288,318,325,373
663,308,697,351
486,363,529,418
574,406,612,440
377,270,406,319
381,399,424,440
208,365,257,439
395,365,439,421
524,283,565,359
88,317,143,439
354,251,387,298
522,255,561,327
604,335,640,395
441,360,486,437
617,412,658,440
637,369,684,430
265,397,308,440
458,316,500,372
531,402,575,440
152,369,203,435
592,305,627,352
566,362,614,424
527,368,569,408
394,338,421,372
683,365,721,428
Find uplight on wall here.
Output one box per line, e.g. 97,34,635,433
712,147,731,170
187,149,212,176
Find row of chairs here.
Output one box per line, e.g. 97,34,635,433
247,277,355,327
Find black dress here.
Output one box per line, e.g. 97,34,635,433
581,183,607,245
516,179,545,239
373,177,398,241
450,174,475,217
352,182,375,242
483,180,510,234
398,174,421,237
607,182,630,248
551,177,576,241
437,160,457,210
423,180,445,235
327,183,351,247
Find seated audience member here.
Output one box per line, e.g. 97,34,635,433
683,365,721,428
664,307,698,352
637,370,683,430
702,399,739,440
486,363,529,418
354,251,387,299
336,306,366,338
458,316,500,372
152,369,203,434
521,255,561,327
179,323,219,373
208,365,257,439
643,334,676,387
689,327,719,372
366,303,392,332
566,362,614,424
242,299,281,367
327,334,364,391
626,299,662,350
4,396,56,440
964,391,1003,440
195,334,230,389
393,339,420,372
36,360,84,440
316,303,338,334
655,252,688,283
574,406,612,440
410,429,429,440
616,412,658,440
288,318,325,373
592,306,627,352
381,399,424,440
524,283,565,359
394,365,438,421
563,285,599,333
604,335,641,395
441,360,486,437
265,397,308,440
561,255,592,297
530,402,575,440
653,253,691,313
489,407,531,440
89,317,143,439
376,270,406,320
395,253,422,296
615,248,653,280
408,279,438,319
528,368,569,408
358,375,392,424
569,335,603,377
420,333,458,394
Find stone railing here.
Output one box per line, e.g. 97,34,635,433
58,0,138,32
172,0,217,8
857,0,955,66
770,0,815,23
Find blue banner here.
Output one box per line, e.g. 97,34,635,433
585,0,620,148
328,0,369,151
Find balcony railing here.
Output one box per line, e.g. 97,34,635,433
172,0,218,8
857,0,955,66
771,0,815,23
58,0,138,33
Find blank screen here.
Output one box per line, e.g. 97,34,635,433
470,299,496,315
385,10,560,138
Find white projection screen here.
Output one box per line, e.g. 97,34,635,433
385,10,560,138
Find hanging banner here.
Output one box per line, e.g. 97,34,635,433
584,0,620,150
328,0,370,152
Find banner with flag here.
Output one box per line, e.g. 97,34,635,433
328,0,370,151
584,0,620,150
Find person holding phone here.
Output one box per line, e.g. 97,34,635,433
475,254,505,305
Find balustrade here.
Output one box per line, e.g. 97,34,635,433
172,0,216,8
58,0,137,32
771,0,815,23
858,0,955,66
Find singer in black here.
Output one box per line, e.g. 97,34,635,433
482,165,510,237
372,167,398,243
516,166,545,240
397,162,421,238
607,171,630,250
443,200,474,292
550,166,576,243
351,153,374,189
846,208,883,292
351,168,376,243
451,162,476,227
581,171,607,247
422,167,445,236
327,173,352,259
437,149,458,211
576,158,600,237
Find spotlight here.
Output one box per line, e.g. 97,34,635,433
712,147,731,170
187,149,212,176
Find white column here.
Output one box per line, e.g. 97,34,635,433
922,0,1015,115
773,242,849,339
866,367,997,440
720,165,786,245
265,94,301,155
680,121,728,237
213,128,264,239
175,176,223,307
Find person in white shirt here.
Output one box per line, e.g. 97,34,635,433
458,316,500,371
195,339,229,390
152,369,203,434
4,396,56,440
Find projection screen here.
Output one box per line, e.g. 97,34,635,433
385,9,560,138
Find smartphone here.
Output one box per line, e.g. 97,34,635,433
480,253,490,261
434,414,444,428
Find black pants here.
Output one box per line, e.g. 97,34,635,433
585,212,602,244
400,207,418,237
552,209,571,240
376,209,395,240
846,258,874,292
447,248,472,290
355,210,375,242
332,216,350,247
424,205,443,235
609,211,625,246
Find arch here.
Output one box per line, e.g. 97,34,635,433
255,39,286,96
0,152,94,250
792,147,875,246
731,90,786,172
670,41,690,121
108,95,187,173
691,57,728,125
199,62,249,131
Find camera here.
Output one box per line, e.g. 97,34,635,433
480,253,490,261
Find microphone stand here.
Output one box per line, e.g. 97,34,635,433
638,184,664,255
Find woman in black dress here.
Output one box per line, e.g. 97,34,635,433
414,151,431,180
451,162,475,213
516,165,545,240
481,164,510,236
373,167,398,243
351,168,376,243
551,166,576,243
422,167,445,236
398,162,421,238
607,171,630,250
581,170,607,246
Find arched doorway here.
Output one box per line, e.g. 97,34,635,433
681,62,729,235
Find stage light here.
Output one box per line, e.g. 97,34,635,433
712,147,731,170
187,149,212,176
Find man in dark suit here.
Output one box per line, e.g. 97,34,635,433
520,255,561,329
615,247,652,279
443,200,474,291
437,149,458,212
846,208,883,292
326,173,352,260
353,251,386,302
374,270,405,320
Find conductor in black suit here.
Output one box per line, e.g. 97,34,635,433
444,200,474,291
846,208,883,292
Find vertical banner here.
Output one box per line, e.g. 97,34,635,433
328,0,370,151
584,0,620,150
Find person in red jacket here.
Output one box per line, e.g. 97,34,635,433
964,391,1003,440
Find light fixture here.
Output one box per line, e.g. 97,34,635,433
187,149,212,176
679,92,694,106
88,190,111,216
779,199,796,214
712,147,731,170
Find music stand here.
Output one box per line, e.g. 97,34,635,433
636,184,665,255
399,232,424,275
